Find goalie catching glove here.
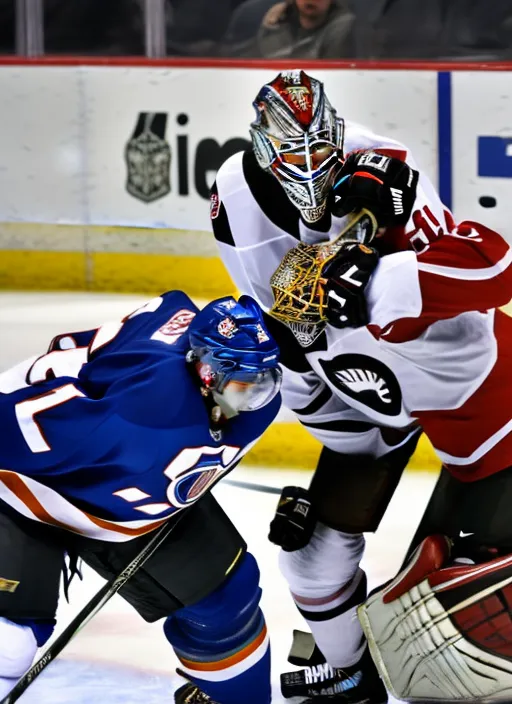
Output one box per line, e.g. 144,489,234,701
332,150,419,228
358,535,512,703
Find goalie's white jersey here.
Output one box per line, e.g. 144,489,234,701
212,123,512,482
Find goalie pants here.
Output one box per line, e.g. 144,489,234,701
405,462,512,561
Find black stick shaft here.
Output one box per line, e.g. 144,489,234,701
224,478,282,495
1,516,182,704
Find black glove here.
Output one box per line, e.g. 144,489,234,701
321,243,379,329
268,486,316,552
332,150,419,227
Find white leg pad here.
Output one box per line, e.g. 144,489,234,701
0,618,37,679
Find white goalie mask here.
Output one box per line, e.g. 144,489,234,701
250,70,345,224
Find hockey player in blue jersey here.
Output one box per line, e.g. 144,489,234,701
0,290,282,704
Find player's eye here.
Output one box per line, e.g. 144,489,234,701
281,152,307,167
310,145,335,168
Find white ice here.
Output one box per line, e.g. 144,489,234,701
0,293,439,703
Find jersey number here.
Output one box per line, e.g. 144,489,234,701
15,384,84,453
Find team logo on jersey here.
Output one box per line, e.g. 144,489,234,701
151,309,196,345
210,192,221,219
217,317,237,339
125,112,171,203
319,353,402,416
167,446,241,508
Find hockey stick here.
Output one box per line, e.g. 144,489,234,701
0,513,185,704
224,478,282,495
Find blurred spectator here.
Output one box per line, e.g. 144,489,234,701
44,0,144,55
221,0,277,57
166,0,246,56
247,0,356,59
0,0,14,54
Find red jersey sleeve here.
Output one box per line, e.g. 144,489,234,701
370,222,512,344
416,221,512,319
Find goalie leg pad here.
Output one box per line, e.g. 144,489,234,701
359,535,512,702
164,552,270,704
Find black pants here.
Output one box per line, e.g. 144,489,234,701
0,493,245,625
308,431,421,533
405,464,512,562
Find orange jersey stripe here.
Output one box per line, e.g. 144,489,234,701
179,624,268,673
0,470,169,538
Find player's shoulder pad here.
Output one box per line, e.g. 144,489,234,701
366,251,422,330
214,150,246,199
343,120,410,164
159,289,198,314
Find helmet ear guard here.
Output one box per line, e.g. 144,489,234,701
269,209,378,327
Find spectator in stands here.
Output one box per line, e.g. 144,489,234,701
247,0,356,59
221,0,278,56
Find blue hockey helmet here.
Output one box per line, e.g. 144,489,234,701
188,295,282,412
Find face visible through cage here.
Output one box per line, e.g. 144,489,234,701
269,210,379,327
270,238,346,325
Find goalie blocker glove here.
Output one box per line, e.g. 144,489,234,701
332,150,419,228
268,486,316,552
321,243,380,329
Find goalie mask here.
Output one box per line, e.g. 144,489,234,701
250,70,344,225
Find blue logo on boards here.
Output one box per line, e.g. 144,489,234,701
478,136,512,178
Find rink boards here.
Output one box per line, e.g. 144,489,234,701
0,62,511,294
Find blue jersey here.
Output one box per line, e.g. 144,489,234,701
0,292,280,542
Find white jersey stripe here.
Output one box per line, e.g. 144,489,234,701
178,631,270,682
418,246,512,281
434,417,512,466
0,469,171,542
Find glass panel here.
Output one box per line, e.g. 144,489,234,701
43,0,144,55
163,0,511,62
0,0,15,55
